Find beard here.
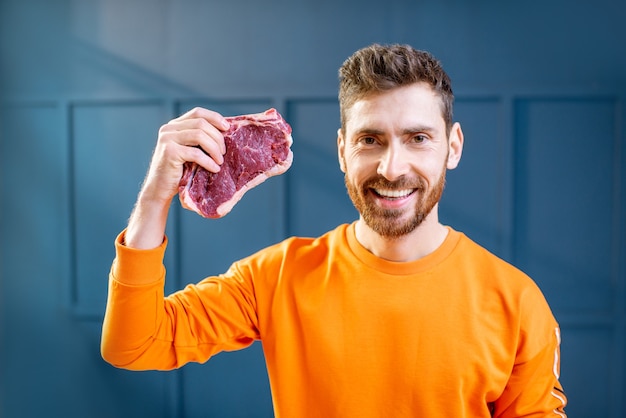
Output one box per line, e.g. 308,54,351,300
344,163,447,239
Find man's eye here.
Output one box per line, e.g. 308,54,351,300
413,135,427,143
362,137,376,145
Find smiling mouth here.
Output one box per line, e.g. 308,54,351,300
371,188,416,199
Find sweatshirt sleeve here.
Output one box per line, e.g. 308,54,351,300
101,230,259,371
493,285,568,417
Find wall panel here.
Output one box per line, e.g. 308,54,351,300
513,97,617,313
441,97,507,257
513,97,623,417
560,326,613,417
71,101,171,315
175,99,280,418
286,99,357,237
175,99,285,279
0,103,69,417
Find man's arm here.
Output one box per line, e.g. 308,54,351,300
494,326,568,417
101,107,234,366
102,232,260,370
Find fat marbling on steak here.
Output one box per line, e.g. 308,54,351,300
178,108,293,218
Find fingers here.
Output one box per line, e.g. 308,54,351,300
158,107,230,173
175,106,230,130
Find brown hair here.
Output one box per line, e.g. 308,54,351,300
338,43,454,134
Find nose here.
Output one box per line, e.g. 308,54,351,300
377,143,410,181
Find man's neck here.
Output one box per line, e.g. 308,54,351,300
354,211,449,263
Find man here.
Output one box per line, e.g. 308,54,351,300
101,43,568,417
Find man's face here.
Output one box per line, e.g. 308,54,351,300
337,82,462,239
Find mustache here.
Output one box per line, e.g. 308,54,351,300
362,176,425,191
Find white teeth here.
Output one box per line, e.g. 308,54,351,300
374,189,414,198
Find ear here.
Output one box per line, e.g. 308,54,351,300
337,128,346,173
446,122,464,170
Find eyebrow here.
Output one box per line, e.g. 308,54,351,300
353,125,438,136
354,128,385,136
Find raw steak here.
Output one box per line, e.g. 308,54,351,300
178,108,293,218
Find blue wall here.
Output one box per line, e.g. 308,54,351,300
1,0,625,417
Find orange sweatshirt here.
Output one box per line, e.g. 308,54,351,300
102,223,567,417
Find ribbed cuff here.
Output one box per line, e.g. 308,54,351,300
111,229,168,286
